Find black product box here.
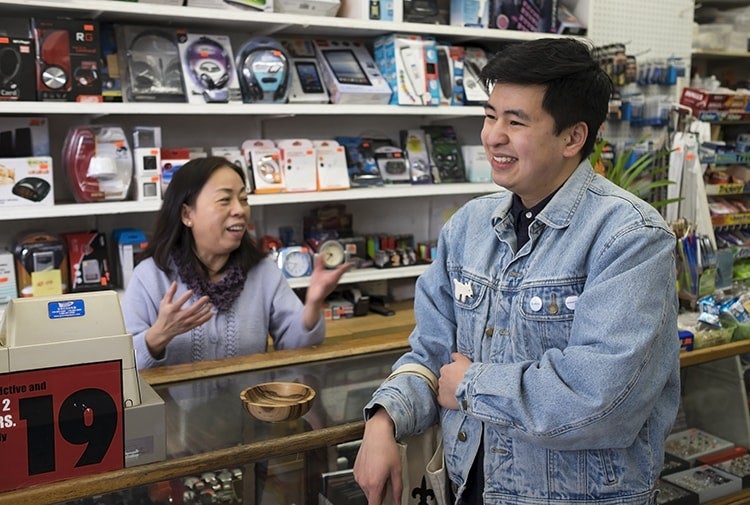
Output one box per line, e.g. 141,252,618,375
488,0,558,33
31,18,102,102
0,17,36,101
714,453,750,488
655,479,699,505
421,124,466,183
661,453,692,477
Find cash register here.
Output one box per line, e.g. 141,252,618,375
0,290,165,468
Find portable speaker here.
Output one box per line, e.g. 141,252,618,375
235,37,290,104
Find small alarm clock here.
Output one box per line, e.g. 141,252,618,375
277,246,313,278
318,239,346,269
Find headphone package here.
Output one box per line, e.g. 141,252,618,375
0,156,54,208
235,37,291,104
31,18,102,102
62,125,133,202
116,24,186,102
0,17,36,101
178,32,241,104
62,231,112,292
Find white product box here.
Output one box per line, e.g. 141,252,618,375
0,156,54,207
185,0,273,11
274,0,339,16
0,251,18,304
178,33,242,104
313,40,392,105
400,128,432,184
462,145,492,182
211,146,250,183
450,0,490,27
276,139,317,192
242,139,285,193
373,34,440,106
339,0,402,21
313,140,350,190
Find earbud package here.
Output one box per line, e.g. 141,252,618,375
116,24,186,102
0,17,36,102
0,156,54,208
276,138,317,193
178,32,241,104
31,18,102,102
312,140,350,190
62,125,133,202
241,139,285,193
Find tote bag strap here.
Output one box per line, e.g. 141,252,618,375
385,363,438,396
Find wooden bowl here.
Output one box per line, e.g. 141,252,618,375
240,382,316,423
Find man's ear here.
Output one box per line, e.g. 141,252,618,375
563,122,588,159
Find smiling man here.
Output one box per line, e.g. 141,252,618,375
354,38,680,505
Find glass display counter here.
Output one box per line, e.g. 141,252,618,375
0,348,405,505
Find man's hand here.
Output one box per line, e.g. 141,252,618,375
354,408,403,504
438,352,472,410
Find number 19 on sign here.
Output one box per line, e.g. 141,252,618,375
0,361,124,493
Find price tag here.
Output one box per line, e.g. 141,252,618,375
0,360,124,492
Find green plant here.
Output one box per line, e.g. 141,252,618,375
589,139,682,209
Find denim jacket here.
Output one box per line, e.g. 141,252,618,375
366,161,680,504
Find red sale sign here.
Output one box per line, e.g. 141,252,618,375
0,360,124,492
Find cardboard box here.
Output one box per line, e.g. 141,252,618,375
0,156,54,207
680,87,749,115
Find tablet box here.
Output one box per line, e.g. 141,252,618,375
0,156,54,207
313,39,392,105
0,17,36,102
450,0,490,27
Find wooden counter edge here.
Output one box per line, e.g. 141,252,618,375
0,422,365,505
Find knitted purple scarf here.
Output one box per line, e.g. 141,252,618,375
173,254,247,313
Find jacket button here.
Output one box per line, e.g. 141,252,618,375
484,327,493,337
461,399,468,410
458,431,467,442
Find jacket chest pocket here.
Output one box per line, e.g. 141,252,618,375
451,273,491,359
515,283,583,359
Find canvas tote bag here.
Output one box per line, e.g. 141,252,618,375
382,363,449,505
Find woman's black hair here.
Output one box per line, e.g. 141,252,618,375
143,156,265,277
479,38,613,159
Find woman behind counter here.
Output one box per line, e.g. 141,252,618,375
122,156,350,369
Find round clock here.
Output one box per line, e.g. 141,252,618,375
318,240,346,269
277,246,313,278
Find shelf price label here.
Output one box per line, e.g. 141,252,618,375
0,361,124,493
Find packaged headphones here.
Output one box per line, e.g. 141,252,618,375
235,37,290,104
117,25,186,102
31,18,102,102
178,33,241,104
62,125,133,202
0,17,36,101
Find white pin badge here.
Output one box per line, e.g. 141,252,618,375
453,279,473,302
529,296,542,312
565,296,578,310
